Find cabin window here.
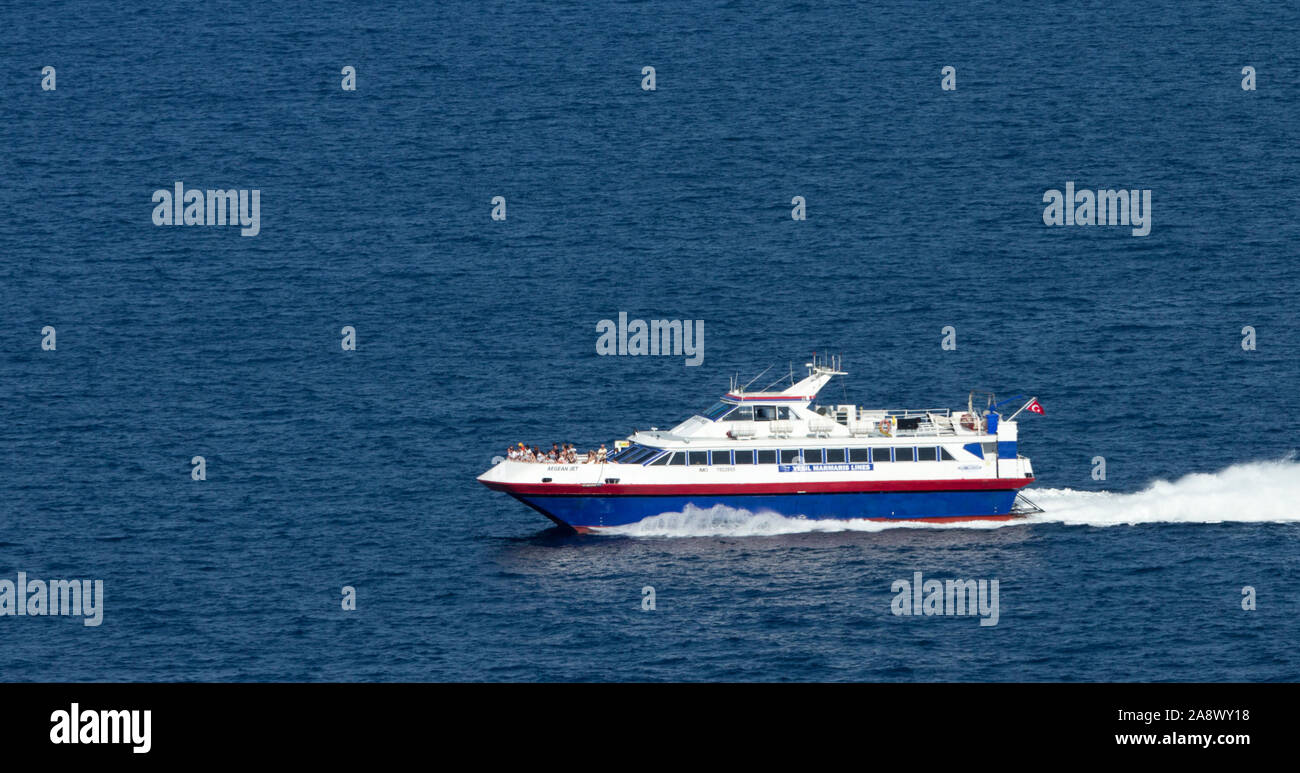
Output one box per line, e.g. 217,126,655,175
688,451,709,466
895,447,915,462
611,444,655,463
803,448,824,464
848,448,870,463
940,447,957,461
734,449,755,465
648,452,671,465
917,447,938,462
871,447,891,463
631,447,662,464
780,449,802,464
753,405,777,421
777,406,792,420
757,449,778,464
703,402,735,421
710,450,731,465
609,445,642,463
825,448,846,463
668,452,686,466
981,442,997,457
724,406,754,421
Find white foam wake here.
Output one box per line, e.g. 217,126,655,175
1028,457,1300,527
600,458,1300,537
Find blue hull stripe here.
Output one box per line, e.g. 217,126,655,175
513,490,1019,529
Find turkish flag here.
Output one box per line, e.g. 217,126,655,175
1024,398,1045,415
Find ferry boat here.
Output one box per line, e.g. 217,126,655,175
478,357,1042,532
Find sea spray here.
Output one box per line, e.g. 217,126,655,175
1028,456,1300,527
599,458,1300,537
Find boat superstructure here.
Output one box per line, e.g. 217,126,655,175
478,357,1039,532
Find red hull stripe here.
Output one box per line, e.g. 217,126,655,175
723,393,812,402
481,478,1033,496
572,513,1023,532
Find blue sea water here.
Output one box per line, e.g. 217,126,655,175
2,1,1299,681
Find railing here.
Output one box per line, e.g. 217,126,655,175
883,407,952,418
716,413,967,439
892,424,957,438
849,407,962,437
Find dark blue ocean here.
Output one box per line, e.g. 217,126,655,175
2,1,1298,681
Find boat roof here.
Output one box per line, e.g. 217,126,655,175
720,357,846,405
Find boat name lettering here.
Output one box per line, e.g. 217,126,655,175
778,463,873,473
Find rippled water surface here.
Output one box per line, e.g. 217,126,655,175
1,1,1298,681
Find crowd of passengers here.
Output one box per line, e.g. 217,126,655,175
508,442,610,463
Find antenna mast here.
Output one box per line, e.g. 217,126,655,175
739,364,773,394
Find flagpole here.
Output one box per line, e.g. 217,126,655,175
1006,396,1038,422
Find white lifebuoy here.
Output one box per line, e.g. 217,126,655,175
877,417,893,436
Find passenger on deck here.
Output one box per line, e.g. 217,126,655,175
596,444,608,463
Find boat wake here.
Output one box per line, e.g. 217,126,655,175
600,458,1300,537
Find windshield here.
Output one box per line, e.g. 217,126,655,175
702,401,735,421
